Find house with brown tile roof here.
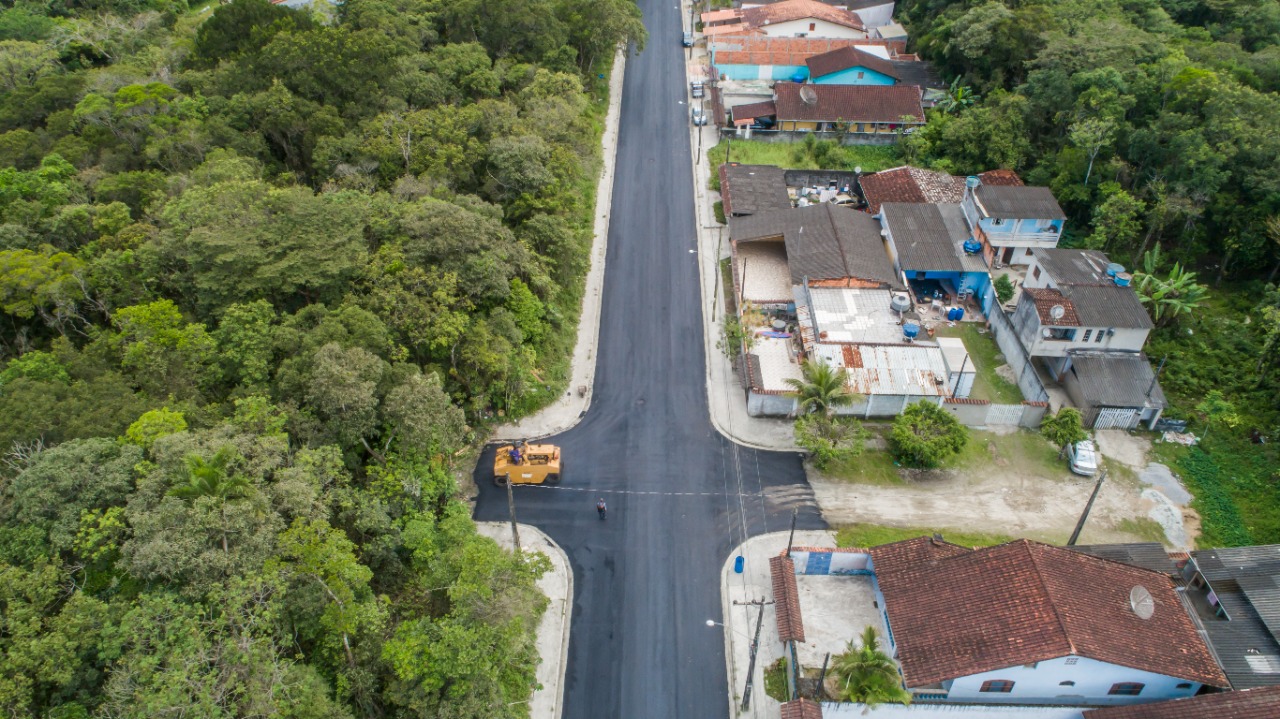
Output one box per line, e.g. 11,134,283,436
869,538,1228,705
773,82,923,135
703,0,870,40
709,36,908,84
1082,685,1280,719
744,0,897,29
806,45,901,84
859,167,1020,214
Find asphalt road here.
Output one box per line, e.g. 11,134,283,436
472,3,826,717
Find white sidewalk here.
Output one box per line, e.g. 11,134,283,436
719,530,838,718
683,9,799,452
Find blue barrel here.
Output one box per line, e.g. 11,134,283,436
953,307,965,321
734,556,745,574
903,322,920,339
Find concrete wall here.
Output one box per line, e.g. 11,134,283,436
984,285,1051,403
725,127,905,145
943,655,1202,706
716,63,806,81
784,169,861,191
941,399,1049,428
760,18,869,39
748,390,798,417
812,65,896,85
788,548,873,575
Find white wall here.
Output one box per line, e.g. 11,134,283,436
942,655,1202,706
852,3,895,28
760,18,869,39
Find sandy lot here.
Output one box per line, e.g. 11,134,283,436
811,430,1200,549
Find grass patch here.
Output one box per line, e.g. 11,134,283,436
708,139,902,173
764,657,790,702
933,324,1023,403
819,428,1066,484
836,523,1013,549
1116,517,1170,545
713,199,726,224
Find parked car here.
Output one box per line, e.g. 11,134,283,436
1066,439,1098,476
690,80,705,99
691,106,707,126
682,31,694,47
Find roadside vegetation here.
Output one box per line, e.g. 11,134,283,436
836,523,1013,549
0,0,646,716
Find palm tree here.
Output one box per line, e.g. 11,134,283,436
169,446,252,501
1134,248,1208,327
785,360,855,416
937,79,979,114
830,626,911,706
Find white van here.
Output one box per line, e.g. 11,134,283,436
1067,439,1098,476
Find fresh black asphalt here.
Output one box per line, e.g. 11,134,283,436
472,3,827,717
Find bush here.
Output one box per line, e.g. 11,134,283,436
890,401,967,468
796,414,868,469
1040,408,1087,451
994,274,1015,305
1178,448,1252,547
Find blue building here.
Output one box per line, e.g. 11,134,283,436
960,175,1068,268
806,45,900,85
878,202,990,306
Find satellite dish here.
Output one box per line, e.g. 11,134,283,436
799,85,818,105
1130,585,1155,620
1049,304,1066,321
854,166,863,174
1042,328,1053,338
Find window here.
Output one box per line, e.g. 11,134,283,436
1033,266,1041,280
857,71,865,79
1082,329,1093,342
992,218,1005,226
980,680,1015,693
1059,681,1076,687
1176,683,1193,689
809,22,816,31
1064,658,1079,665
1109,683,1144,696
1095,330,1105,343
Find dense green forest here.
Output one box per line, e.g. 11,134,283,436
898,0,1280,544
0,0,643,716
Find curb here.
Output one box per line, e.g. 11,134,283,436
491,45,628,442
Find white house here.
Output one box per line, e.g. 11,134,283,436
741,0,897,29
702,0,869,40
869,537,1230,706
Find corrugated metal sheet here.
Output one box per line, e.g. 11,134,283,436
1066,351,1166,408
974,184,1066,219
882,203,985,273
814,343,950,396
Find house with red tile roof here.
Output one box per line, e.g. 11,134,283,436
869,538,1229,706
771,82,923,135
701,0,870,39
1082,685,1280,719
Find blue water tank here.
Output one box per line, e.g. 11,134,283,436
792,71,808,84
1106,263,1125,278
903,321,920,339
963,238,982,254
1115,272,1132,287
734,556,745,573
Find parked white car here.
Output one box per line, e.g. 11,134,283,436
1067,439,1098,476
691,107,707,126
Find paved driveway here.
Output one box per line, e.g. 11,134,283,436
472,2,825,717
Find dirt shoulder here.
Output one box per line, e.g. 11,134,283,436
810,429,1199,549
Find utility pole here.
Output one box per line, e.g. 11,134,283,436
506,478,521,557
1067,469,1106,546
734,597,774,711
786,508,798,557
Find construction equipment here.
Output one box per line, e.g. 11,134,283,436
493,441,562,486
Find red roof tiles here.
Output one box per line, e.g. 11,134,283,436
870,539,1230,688
781,698,823,719
774,82,924,124
806,46,899,81
858,166,966,213
711,36,904,68
1082,685,1280,719
1024,286,1081,327
744,0,866,31
770,554,805,643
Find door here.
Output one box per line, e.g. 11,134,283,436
1001,246,1015,264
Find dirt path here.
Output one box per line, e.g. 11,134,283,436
811,430,1200,549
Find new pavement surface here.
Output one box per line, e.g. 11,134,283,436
472,3,826,717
